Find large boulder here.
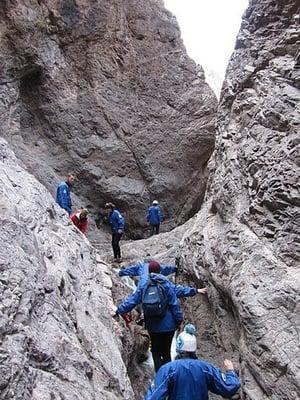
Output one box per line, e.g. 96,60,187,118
0,0,217,236
0,138,133,399
178,0,300,398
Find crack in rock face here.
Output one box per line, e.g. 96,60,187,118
0,0,217,239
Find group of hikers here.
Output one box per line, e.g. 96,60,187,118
113,260,240,399
55,174,241,399
56,173,163,261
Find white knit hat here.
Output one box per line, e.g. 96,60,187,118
152,200,159,205
176,324,197,353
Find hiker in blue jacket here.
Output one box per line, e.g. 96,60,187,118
115,263,183,372
105,202,125,263
56,173,76,215
144,324,240,400
119,260,207,298
119,260,177,278
147,200,163,235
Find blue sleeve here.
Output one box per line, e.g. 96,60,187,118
118,264,140,277
166,284,183,324
116,287,143,315
144,364,172,399
206,366,240,397
175,285,197,298
160,265,177,276
139,263,150,287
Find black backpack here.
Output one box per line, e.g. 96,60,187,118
142,276,168,317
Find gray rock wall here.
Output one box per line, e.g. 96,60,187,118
0,0,217,236
0,138,133,399
178,0,300,399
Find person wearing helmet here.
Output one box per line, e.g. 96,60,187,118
144,324,240,400
147,200,163,235
70,208,89,234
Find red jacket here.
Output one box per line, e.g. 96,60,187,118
70,212,88,234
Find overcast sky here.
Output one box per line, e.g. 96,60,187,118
163,0,249,95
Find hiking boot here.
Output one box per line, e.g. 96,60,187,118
117,257,122,263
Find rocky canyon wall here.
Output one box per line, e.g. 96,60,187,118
1,0,299,399
178,0,300,399
0,0,217,236
0,138,133,399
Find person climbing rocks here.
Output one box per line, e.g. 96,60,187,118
56,173,76,215
70,209,89,234
144,323,240,400
119,259,178,279
119,260,208,298
147,200,163,235
118,259,207,330
113,261,183,372
105,202,125,263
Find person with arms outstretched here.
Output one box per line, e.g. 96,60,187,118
144,323,240,400
114,261,183,372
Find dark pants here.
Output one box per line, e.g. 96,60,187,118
112,232,122,259
150,223,160,235
149,331,175,372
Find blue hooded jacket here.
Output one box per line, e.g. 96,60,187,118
118,263,197,298
147,205,163,225
117,274,183,333
56,181,72,214
144,358,240,400
119,262,177,278
109,209,125,232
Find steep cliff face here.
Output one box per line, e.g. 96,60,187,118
0,138,133,399
0,0,216,236
178,0,300,398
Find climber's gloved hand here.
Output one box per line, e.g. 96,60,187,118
117,229,123,234
197,287,207,294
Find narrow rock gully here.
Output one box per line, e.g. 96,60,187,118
0,0,299,399
93,220,240,400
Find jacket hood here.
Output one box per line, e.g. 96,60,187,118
149,273,169,284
